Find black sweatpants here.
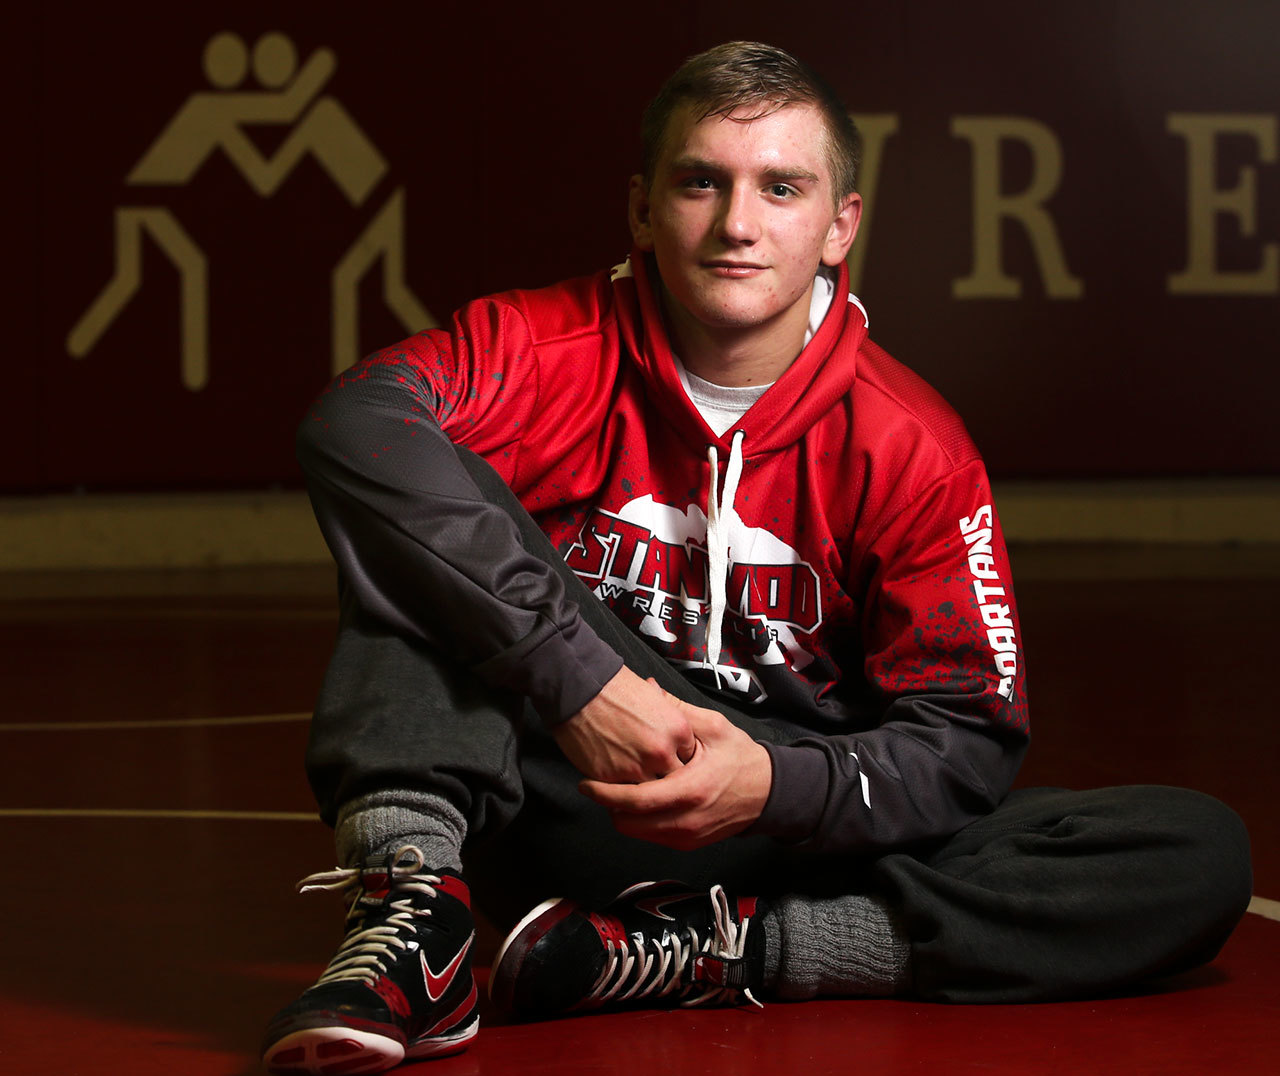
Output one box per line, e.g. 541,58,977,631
305,447,1253,1003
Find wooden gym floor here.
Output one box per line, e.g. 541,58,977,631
1,546,1277,1075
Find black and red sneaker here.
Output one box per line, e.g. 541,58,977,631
261,846,478,1075
488,880,766,1020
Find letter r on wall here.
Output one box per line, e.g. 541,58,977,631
951,116,1084,300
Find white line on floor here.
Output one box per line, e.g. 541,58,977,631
0,712,311,732
1248,896,1280,922
0,808,317,822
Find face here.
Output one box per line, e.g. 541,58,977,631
629,102,861,350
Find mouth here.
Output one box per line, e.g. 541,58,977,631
703,260,768,276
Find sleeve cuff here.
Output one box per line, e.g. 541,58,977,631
749,741,831,843
473,614,624,723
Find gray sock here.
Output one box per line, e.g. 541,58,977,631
335,790,467,872
762,892,913,999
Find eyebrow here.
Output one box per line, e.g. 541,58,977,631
667,156,821,185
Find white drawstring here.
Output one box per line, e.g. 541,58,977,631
704,430,745,687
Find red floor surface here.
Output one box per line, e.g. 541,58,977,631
2,555,1277,1075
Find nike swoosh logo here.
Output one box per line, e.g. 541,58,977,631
421,931,474,1002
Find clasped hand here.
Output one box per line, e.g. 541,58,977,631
551,667,772,850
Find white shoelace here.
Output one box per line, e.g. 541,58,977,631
704,430,746,688
299,844,441,988
586,884,762,1008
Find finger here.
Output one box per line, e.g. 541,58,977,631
675,729,701,765
580,771,695,813
654,685,699,762
678,704,728,741
579,778,669,812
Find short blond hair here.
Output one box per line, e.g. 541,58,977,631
640,41,862,203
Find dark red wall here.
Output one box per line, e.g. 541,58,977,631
14,1,1279,491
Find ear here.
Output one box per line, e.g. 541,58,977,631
820,191,862,267
629,174,655,250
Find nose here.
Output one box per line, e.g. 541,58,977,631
716,183,761,244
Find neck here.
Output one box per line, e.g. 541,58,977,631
661,283,813,387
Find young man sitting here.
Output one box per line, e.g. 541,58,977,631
261,41,1251,1076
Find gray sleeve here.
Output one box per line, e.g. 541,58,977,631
296,353,622,722
752,698,1027,852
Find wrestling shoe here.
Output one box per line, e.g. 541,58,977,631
261,846,478,1075
489,880,766,1019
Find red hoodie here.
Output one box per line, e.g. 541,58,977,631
299,251,1029,853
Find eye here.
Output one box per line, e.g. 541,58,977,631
684,176,716,190
767,183,797,198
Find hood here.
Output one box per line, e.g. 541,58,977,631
611,248,870,460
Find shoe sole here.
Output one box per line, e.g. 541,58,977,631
263,1026,404,1075
488,896,578,1015
263,1016,478,1075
